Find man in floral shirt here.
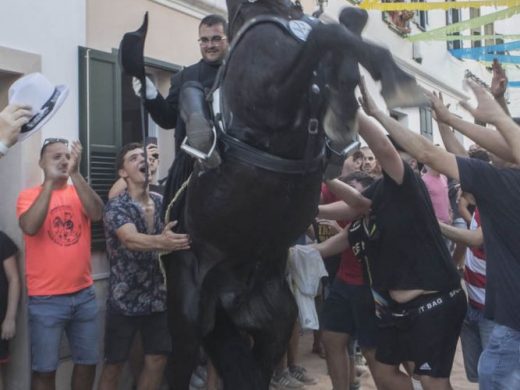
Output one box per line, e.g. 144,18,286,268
98,143,190,390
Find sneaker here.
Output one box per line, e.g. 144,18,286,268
189,365,208,389
271,369,305,389
289,365,317,385
350,378,361,390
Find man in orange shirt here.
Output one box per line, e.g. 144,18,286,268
17,138,104,390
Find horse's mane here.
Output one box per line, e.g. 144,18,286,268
229,0,304,39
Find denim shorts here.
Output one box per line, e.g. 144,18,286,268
28,285,99,372
478,324,520,389
459,304,495,382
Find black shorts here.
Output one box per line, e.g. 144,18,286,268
104,309,172,364
321,279,378,349
375,289,467,378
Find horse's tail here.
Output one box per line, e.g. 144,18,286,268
161,150,194,232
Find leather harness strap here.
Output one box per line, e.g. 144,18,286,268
208,15,326,175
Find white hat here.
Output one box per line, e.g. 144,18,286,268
8,72,69,141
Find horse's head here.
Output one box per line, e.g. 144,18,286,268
226,0,303,40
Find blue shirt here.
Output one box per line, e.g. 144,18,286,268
103,191,166,315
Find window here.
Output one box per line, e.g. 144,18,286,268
382,0,414,35
419,107,433,140
470,8,482,48
484,23,495,47
472,31,482,48
446,1,461,50
412,0,428,30
78,47,179,250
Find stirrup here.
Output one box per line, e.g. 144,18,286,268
180,126,218,161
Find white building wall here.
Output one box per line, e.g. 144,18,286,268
0,1,86,388
319,1,517,150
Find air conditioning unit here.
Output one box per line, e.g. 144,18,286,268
412,41,423,64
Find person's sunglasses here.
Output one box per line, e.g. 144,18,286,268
43,138,69,147
198,35,227,46
40,138,69,157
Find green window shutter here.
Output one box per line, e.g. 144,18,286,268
78,47,122,251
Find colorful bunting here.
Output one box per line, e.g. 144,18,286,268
360,0,520,11
408,34,520,42
407,6,520,42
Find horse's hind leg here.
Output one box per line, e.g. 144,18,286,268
163,250,202,389
250,279,298,387
179,81,221,168
203,305,266,390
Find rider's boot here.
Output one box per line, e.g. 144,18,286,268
180,81,221,169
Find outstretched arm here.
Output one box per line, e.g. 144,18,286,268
312,228,350,259
430,92,467,157
359,79,460,181
432,91,514,162
490,59,510,117
324,179,372,212
69,141,104,222
439,222,483,247
356,110,405,183
318,201,364,222
461,80,520,165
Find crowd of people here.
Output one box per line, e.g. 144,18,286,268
0,9,519,390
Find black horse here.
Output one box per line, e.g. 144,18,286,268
161,1,425,389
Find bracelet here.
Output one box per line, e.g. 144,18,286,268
0,141,8,156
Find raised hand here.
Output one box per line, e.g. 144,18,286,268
132,76,158,100
490,59,508,99
460,79,507,125
358,77,382,117
428,91,452,124
0,104,32,147
69,140,83,175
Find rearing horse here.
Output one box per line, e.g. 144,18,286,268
161,1,425,389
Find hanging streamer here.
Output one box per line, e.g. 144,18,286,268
408,34,520,41
407,6,520,42
450,40,520,54
450,52,520,63
449,41,520,63
360,0,520,11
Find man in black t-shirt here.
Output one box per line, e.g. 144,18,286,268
324,101,467,389
0,231,20,367
359,78,520,389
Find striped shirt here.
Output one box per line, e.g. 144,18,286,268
464,208,486,310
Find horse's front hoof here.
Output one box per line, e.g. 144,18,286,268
382,80,429,109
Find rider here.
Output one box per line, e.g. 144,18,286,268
133,14,229,168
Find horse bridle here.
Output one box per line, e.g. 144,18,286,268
228,0,303,40
202,3,357,175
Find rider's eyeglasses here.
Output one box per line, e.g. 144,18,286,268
198,35,227,46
